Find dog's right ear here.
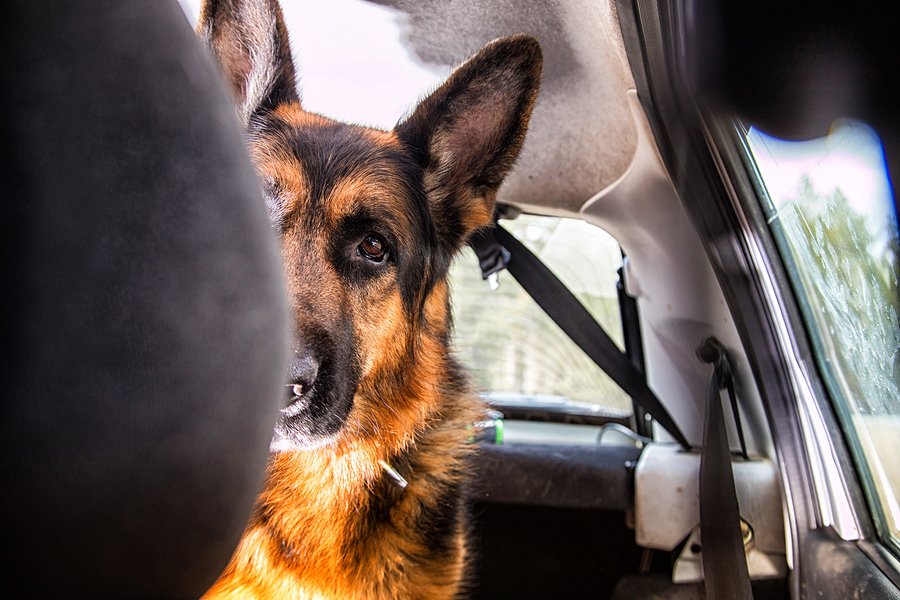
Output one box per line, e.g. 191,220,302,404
197,0,299,125
395,35,542,254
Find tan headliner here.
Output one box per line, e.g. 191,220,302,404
371,0,639,215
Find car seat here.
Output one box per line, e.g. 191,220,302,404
1,2,289,597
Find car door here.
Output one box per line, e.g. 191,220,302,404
619,0,900,597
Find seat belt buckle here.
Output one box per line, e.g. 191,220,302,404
469,227,511,289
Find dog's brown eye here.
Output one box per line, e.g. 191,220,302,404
358,233,388,262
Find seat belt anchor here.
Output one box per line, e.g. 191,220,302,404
469,228,511,290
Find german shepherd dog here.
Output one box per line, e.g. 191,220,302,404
198,1,541,597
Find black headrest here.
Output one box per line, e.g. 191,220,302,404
1,2,289,596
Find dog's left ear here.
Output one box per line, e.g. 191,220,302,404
396,35,542,251
197,0,299,126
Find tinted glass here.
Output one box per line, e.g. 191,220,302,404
746,121,900,552
449,214,631,416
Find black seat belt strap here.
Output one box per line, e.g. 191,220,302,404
696,337,753,600
473,225,691,450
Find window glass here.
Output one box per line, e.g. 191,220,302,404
449,214,631,417
745,121,900,552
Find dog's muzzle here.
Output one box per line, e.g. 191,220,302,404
285,346,319,408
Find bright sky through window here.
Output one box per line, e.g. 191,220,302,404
747,121,896,250
179,0,449,129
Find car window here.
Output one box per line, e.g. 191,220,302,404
745,121,900,554
449,214,632,418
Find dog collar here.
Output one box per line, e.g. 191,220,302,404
378,459,408,489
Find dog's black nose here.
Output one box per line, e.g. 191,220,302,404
287,345,319,403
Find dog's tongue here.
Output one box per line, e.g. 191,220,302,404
292,384,303,397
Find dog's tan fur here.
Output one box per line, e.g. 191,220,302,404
198,1,541,597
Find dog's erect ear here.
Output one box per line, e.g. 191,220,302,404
395,34,542,251
197,0,299,125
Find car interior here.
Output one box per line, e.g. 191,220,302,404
4,0,898,599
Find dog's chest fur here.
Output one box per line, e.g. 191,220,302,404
206,389,481,600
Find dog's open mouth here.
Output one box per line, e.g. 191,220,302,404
282,383,310,415
272,355,355,449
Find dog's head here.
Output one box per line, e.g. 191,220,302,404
199,0,541,450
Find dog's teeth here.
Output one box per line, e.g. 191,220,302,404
292,384,304,397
